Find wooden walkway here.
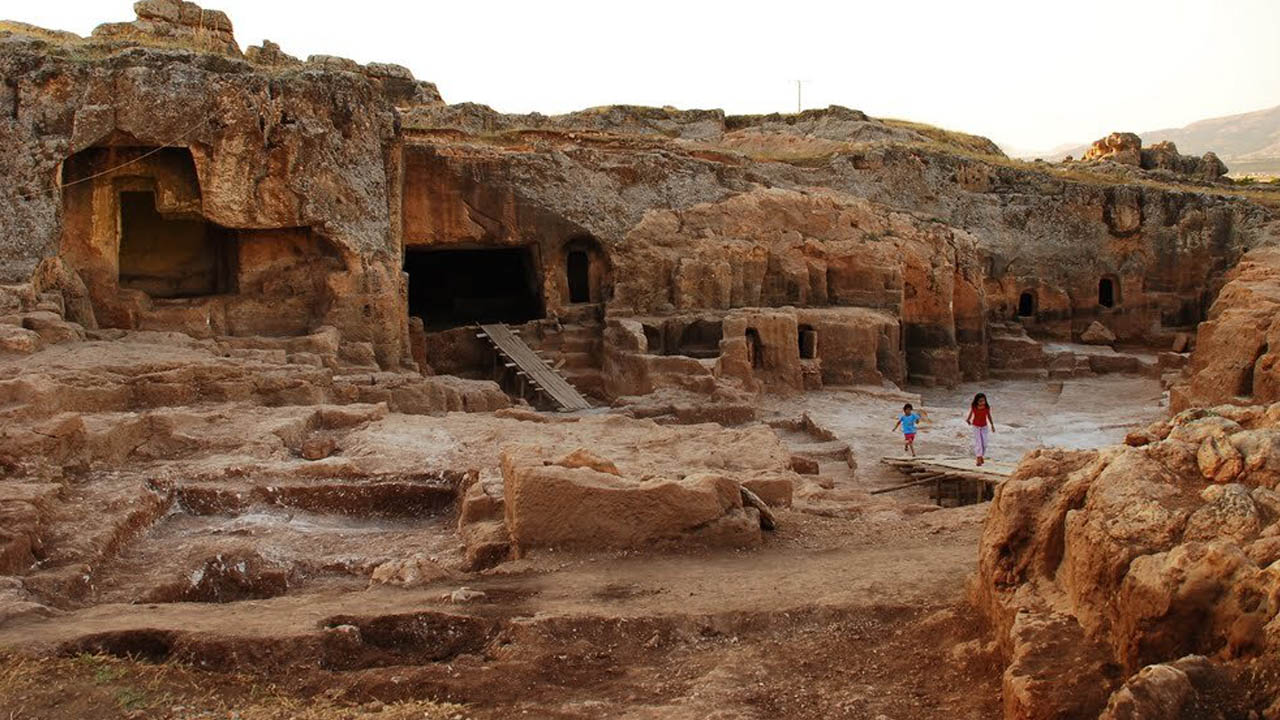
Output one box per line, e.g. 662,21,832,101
875,455,1016,506
477,323,592,411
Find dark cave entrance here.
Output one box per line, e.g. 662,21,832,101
799,324,818,359
1017,291,1035,318
567,249,590,304
404,246,544,330
746,327,765,369
677,319,724,359
118,190,235,298
1099,277,1118,308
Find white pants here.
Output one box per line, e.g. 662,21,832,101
973,425,990,458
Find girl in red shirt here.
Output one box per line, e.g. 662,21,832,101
966,393,995,466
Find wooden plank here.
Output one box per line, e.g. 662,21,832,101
477,323,592,411
879,454,1014,507
869,472,947,495
880,455,1014,480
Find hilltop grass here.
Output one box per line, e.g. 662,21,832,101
879,118,1006,157
0,20,82,42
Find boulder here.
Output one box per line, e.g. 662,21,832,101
1083,132,1143,166
369,554,455,588
1082,133,1229,179
456,477,512,571
1081,321,1117,345
300,435,337,460
501,444,761,551
1098,656,1215,720
0,325,42,355
741,475,794,508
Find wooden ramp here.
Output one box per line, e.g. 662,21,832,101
875,455,1016,506
477,323,592,411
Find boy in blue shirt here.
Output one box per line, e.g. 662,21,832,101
892,403,928,457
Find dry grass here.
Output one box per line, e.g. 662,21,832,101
879,118,1004,157
0,651,467,720
0,20,83,42
715,132,1280,209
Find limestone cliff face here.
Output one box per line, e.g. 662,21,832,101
609,188,981,385
2,1,1278,392
404,111,1276,393
0,4,440,365
1172,247,1280,411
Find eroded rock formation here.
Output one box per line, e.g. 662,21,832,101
1082,131,1230,180
1,1,1276,417
1172,246,1280,411
978,403,1280,717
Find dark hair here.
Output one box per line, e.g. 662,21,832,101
903,403,913,412
971,393,988,409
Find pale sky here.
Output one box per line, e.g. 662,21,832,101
6,0,1280,153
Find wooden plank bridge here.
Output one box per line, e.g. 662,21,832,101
477,323,592,411
876,455,1016,506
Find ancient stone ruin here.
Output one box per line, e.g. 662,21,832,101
2,2,1280,718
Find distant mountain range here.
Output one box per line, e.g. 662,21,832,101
1017,104,1280,176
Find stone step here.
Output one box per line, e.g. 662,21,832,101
557,304,604,325
788,440,855,468
988,368,1050,381
553,350,599,370
562,368,606,399
558,335,601,353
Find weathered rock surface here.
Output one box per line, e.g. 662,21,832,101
499,437,797,551
1083,132,1230,179
1097,656,1217,720
978,404,1280,718
1080,320,1117,345
1,4,441,368
3,0,1277,408
369,553,455,588
1172,246,1280,411
1084,132,1144,167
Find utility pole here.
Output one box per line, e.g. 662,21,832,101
796,80,802,113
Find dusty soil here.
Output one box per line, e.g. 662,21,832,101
0,376,1166,719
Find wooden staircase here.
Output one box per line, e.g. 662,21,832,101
476,323,592,411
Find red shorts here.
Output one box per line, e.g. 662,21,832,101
904,433,916,442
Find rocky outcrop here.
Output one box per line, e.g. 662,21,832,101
1172,247,1280,411
1083,132,1144,166
977,403,1280,719
0,3,441,367
92,0,240,56
1083,132,1229,180
1,0,1276,409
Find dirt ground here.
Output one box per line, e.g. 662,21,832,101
765,375,1167,499
0,375,1166,719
